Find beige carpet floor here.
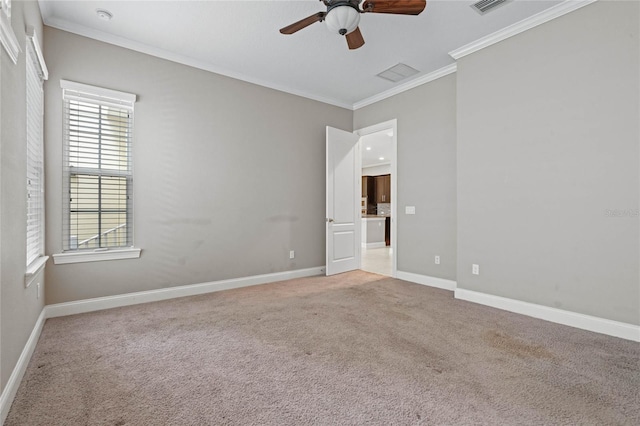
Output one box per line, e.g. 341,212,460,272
6,271,640,425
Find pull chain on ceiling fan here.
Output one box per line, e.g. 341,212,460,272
279,0,427,50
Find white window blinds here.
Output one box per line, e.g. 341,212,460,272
25,39,45,266
61,80,136,251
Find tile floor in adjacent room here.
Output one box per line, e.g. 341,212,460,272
361,246,392,276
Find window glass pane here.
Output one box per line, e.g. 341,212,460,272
63,82,134,251
69,174,129,249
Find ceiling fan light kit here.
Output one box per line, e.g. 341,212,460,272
280,0,427,50
325,3,361,36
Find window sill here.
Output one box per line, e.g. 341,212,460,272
52,248,141,265
25,255,49,288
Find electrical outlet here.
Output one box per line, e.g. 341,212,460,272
289,250,295,259
435,255,440,265
36,282,41,299
472,264,479,275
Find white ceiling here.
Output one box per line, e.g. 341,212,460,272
361,130,392,168
38,0,562,108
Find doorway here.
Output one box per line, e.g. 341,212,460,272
354,120,397,278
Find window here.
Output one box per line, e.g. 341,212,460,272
56,80,140,263
0,0,19,64
25,28,48,286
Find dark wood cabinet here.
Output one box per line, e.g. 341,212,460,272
375,174,391,204
362,176,376,214
362,174,391,213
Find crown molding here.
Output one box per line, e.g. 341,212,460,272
353,63,457,110
41,15,353,110
39,0,596,111
449,0,598,60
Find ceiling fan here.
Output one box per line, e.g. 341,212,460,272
279,0,427,50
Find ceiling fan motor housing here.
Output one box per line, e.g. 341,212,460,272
280,0,426,50
326,1,362,36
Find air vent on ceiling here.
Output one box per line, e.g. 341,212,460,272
471,0,509,15
376,63,419,83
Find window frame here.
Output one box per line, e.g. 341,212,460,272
24,27,48,287
52,80,141,265
0,0,20,64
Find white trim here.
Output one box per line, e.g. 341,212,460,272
46,266,325,318
1,267,636,422
1,266,324,421
362,242,387,249
0,309,47,424
353,64,457,110
26,26,48,80
42,16,352,110
455,288,640,342
35,1,595,111
354,119,398,278
362,162,391,169
24,255,49,287
1,0,11,20
397,271,457,291
60,79,136,104
0,11,19,64
52,248,141,264
449,0,597,60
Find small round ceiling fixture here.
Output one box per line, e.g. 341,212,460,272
379,157,385,161
96,9,113,21
366,147,372,151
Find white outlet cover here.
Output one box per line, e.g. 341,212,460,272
472,264,479,275
405,206,416,215
435,256,440,265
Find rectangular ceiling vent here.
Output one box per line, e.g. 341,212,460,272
376,63,419,83
471,0,509,15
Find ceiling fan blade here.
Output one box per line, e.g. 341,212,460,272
346,27,365,50
279,12,326,35
362,0,427,15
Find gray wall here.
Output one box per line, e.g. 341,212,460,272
43,27,352,304
1,0,45,391
354,75,458,281
456,1,639,324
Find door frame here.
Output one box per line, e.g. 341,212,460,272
354,119,398,278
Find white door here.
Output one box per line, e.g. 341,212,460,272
326,126,360,276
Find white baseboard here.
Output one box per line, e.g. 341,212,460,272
0,309,47,425
46,266,325,318
4,267,636,424
0,266,325,422
362,242,387,249
455,288,640,342
396,271,457,291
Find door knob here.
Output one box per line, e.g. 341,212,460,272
326,218,334,223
